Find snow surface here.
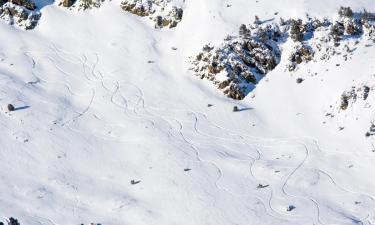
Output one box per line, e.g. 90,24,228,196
1,0,375,224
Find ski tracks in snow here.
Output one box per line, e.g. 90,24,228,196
8,43,375,225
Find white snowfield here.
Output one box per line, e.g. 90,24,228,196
1,0,375,224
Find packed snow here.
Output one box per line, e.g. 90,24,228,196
0,0,375,224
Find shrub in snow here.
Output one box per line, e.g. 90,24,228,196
121,0,184,29
330,22,345,42
239,24,251,39
78,0,104,10
330,7,363,42
60,0,75,7
363,86,370,100
7,217,20,225
59,0,104,10
340,92,351,110
338,6,353,18
287,44,314,71
289,19,305,42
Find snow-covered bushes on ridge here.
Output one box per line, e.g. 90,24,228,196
191,7,375,100
121,0,184,29
0,0,40,29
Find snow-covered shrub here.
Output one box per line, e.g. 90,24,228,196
59,0,104,10
8,217,20,225
338,6,353,18
289,19,305,42
330,7,363,42
121,0,184,29
287,44,314,71
361,11,375,40
330,21,345,42
60,0,75,7
79,0,104,10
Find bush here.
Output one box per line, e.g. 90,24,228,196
290,19,304,42
338,6,353,18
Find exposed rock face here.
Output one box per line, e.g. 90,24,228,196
121,0,184,29
191,7,375,100
191,23,283,100
0,0,41,29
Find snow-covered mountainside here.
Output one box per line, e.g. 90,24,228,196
1,0,375,224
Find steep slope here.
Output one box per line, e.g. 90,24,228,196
0,0,375,225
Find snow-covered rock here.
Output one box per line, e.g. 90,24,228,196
191,22,283,99
59,0,105,10
121,0,184,28
0,0,40,29
192,8,375,99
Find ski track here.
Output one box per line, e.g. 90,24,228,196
2,36,375,224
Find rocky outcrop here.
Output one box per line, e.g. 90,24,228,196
340,85,371,110
191,7,375,100
0,0,41,29
282,8,375,70
121,0,184,29
9,0,35,10
190,23,283,100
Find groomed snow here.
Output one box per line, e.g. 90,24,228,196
1,0,375,224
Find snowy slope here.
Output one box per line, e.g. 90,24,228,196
1,0,375,224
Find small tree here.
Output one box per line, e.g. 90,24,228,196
338,6,353,18
290,19,304,42
239,24,251,39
